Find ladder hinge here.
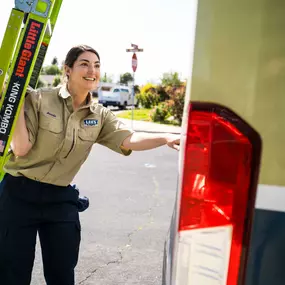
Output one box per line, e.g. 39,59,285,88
15,0,52,18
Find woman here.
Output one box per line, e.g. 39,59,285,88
0,45,180,285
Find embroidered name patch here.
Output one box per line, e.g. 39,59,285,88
84,119,98,126
47,111,56,118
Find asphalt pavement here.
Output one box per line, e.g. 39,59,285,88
31,144,179,285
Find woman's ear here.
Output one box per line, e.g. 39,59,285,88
64,65,71,78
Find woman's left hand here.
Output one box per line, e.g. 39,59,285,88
165,134,180,151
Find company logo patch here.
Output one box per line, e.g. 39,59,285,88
84,119,98,127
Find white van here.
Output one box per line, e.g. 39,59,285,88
162,2,285,285
98,84,137,109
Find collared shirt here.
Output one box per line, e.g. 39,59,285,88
4,85,134,186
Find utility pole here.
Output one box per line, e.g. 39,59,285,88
126,44,143,129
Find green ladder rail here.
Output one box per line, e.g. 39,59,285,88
0,0,63,180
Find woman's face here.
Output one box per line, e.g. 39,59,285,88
65,51,100,92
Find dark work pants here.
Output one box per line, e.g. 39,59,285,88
0,174,81,285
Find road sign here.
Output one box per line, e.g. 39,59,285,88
132,53,137,72
126,48,143,52
131,43,138,49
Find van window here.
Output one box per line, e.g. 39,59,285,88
113,89,120,92
101,86,112,91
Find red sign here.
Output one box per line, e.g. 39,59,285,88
132,53,137,72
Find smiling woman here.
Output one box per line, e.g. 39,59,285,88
63,45,101,110
0,44,180,285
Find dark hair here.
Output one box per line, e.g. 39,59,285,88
64,45,100,68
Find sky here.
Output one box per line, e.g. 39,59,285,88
0,0,193,85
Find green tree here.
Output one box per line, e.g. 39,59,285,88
120,72,133,85
43,65,62,75
161,72,182,87
101,72,113,83
51,57,58,66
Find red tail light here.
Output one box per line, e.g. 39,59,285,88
178,103,261,284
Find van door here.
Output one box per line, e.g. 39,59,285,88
120,88,128,106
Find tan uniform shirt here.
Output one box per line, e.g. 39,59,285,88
4,85,133,186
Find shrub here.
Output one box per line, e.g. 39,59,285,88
140,83,157,94
136,92,160,109
52,75,62,87
150,103,170,122
134,85,140,94
166,85,186,124
156,85,170,102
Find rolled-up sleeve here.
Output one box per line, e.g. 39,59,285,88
24,87,40,145
96,109,134,155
